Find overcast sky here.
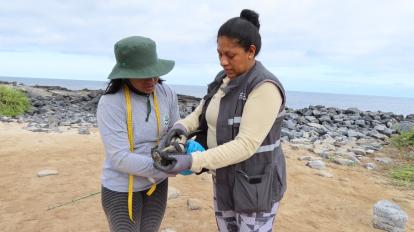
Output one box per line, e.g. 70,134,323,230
0,0,413,98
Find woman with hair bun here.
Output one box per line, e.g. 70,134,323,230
155,9,287,231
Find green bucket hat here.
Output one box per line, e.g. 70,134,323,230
108,36,175,79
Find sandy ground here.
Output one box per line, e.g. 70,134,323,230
0,122,413,232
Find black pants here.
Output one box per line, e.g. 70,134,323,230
101,179,168,232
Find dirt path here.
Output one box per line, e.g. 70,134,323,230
0,123,412,231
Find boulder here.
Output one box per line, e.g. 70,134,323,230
397,121,414,133
373,200,408,232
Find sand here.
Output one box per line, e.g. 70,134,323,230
0,122,413,232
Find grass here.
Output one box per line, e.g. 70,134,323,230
390,128,414,161
0,85,30,117
383,129,414,188
389,165,414,187
390,128,414,149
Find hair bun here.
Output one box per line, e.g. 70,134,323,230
240,9,260,29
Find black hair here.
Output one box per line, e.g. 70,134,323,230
104,78,164,95
217,9,261,56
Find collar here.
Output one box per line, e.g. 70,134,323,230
126,80,151,97
221,61,261,94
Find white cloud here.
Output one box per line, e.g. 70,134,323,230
0,0,413,97
0,51,113,79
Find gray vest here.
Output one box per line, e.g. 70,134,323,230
197,61,287,213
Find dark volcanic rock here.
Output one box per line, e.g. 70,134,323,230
0,80,411,160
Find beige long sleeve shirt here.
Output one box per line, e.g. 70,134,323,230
178,76,282,173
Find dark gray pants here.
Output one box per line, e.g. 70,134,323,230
101,179,168,232
213,181,280,232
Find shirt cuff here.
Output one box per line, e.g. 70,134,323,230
175,121,189,134
190,151,204,173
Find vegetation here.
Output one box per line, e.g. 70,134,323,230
390,128,414,149
0,86,30,117
389,164,414,187
388,128,414,187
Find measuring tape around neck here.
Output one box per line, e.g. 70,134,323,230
124,84,160,222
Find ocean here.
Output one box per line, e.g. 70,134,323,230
1,76,413,116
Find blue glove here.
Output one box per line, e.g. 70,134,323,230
180,140,205,175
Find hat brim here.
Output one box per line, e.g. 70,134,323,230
108,59,175,79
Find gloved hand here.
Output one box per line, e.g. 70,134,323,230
163,123,188,148
149,169,176,181
153,151,192,174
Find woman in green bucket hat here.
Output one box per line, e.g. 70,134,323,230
97,36,179,232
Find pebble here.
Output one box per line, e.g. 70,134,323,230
187,198,202,210
168,187,180,200
350,147,366,156
374,157,394,165
333,157,356,166
161,229,177,232
313,147,330,158
37,169,59,177
290,144,314,151
363,163,376,170
306,160,326,170
200,173,212,182
341,152,361,164
78,127,90,135
298,156,313,161
315,171,334,178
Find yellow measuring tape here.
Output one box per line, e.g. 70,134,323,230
124,84,160,222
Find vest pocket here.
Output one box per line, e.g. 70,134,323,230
272,153,286,202
232,165,273,213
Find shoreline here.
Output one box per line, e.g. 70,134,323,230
2,77,414,116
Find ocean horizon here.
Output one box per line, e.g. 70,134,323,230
1,76,413,116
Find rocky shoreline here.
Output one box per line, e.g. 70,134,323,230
1,81,414,169
0,81,200,133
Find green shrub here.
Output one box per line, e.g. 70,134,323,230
389,165,414,186
390,128,414,149
0,86,30,117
